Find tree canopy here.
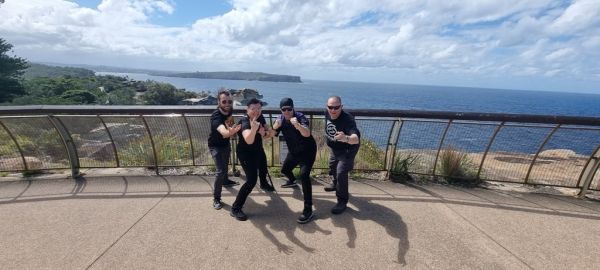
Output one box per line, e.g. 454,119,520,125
0,38,29,103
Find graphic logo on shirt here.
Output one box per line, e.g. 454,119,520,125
326,120,337,140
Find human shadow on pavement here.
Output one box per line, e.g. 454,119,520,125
243,190,332,255
312,196,410,265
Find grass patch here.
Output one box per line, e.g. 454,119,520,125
390,151,420,183
438,146,480,186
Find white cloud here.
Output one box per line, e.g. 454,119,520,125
0,0,599,92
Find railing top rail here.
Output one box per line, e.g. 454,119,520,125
1,105,599,126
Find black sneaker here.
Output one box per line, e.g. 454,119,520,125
213,198,223,210
297,209,314,224
281,180,297,188
331,203,347,215
324,184,336,192
260,184,275,192
230,208,248,221
223,179,239,187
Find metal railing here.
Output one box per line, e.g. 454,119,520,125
1,105,599,195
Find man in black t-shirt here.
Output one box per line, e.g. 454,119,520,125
272,98,317,224
324,96,361,214
208,90,241,210
230,98,275,221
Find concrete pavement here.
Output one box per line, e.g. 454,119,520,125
1,175,599,269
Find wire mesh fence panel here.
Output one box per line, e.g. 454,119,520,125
591,166,600,191
528,127,600,187
1,117,69,170
101,116,155,167
396,120,448,174
57,116,117,168
185,115,214,166
310,116,331,170
479,124,554,183
437,122,498,178
0,120,25,171
354,118,394,170
144,116,193,166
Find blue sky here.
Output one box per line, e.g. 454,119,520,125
1,0,599,94
74,0,233,26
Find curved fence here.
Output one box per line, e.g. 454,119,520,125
1,105,599,194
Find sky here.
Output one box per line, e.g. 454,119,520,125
1,0,599,94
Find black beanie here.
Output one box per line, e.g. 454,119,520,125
279,97,294,108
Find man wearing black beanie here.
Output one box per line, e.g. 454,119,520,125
272,97,318,223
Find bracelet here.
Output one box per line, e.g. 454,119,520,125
345,135,349,143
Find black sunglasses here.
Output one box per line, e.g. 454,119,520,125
281,107,293,112
220,100,233,104
327,105,341,110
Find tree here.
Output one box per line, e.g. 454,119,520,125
0,38,29,103
141,81,195,105
61,89,97,104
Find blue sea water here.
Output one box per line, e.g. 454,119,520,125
99,72,600,117
98,72,600,155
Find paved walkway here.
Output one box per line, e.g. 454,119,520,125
0,175,599,269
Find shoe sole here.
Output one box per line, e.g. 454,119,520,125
213,205,222,210
223,183,239,187
324,188,336,192
297,213,314,224
281,184,298,188
230,212,248,221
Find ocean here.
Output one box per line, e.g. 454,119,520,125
98,72,600,117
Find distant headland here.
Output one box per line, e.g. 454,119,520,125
156,71,302,83
55,64,302,83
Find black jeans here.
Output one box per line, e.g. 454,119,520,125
209,144,230,200
281,144,317,209
328,146,359,204
232,149,269,210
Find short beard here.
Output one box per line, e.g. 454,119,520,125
219,104,232,115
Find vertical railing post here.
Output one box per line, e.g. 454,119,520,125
140,115,159,175
385,119,403,179
525,124,561,184
577,145,600,197
0,119,29,171
268,112,274,167
432,119,453,176
48,115,81,178
98,115,120,167
477,122,505,179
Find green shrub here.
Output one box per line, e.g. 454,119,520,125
438,146,479,185
390,151,420,183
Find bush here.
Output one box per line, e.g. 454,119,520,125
390,151,419,183
438,146,479,185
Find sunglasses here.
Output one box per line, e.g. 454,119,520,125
280,107,293,112
220,100,233,104
327,105,341,110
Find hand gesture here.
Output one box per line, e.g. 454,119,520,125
290,117,299,126
272,119,282,130
334,131,346,142
250,116,260,131
227,123,241,136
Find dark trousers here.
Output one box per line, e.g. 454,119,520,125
209,145,230,200
281,145,317,209
232,149,269,210
328,146,359,204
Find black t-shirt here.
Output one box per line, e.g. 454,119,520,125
237,114,267,152
208,109,233,147
325,110,361,150
274,111,316,154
